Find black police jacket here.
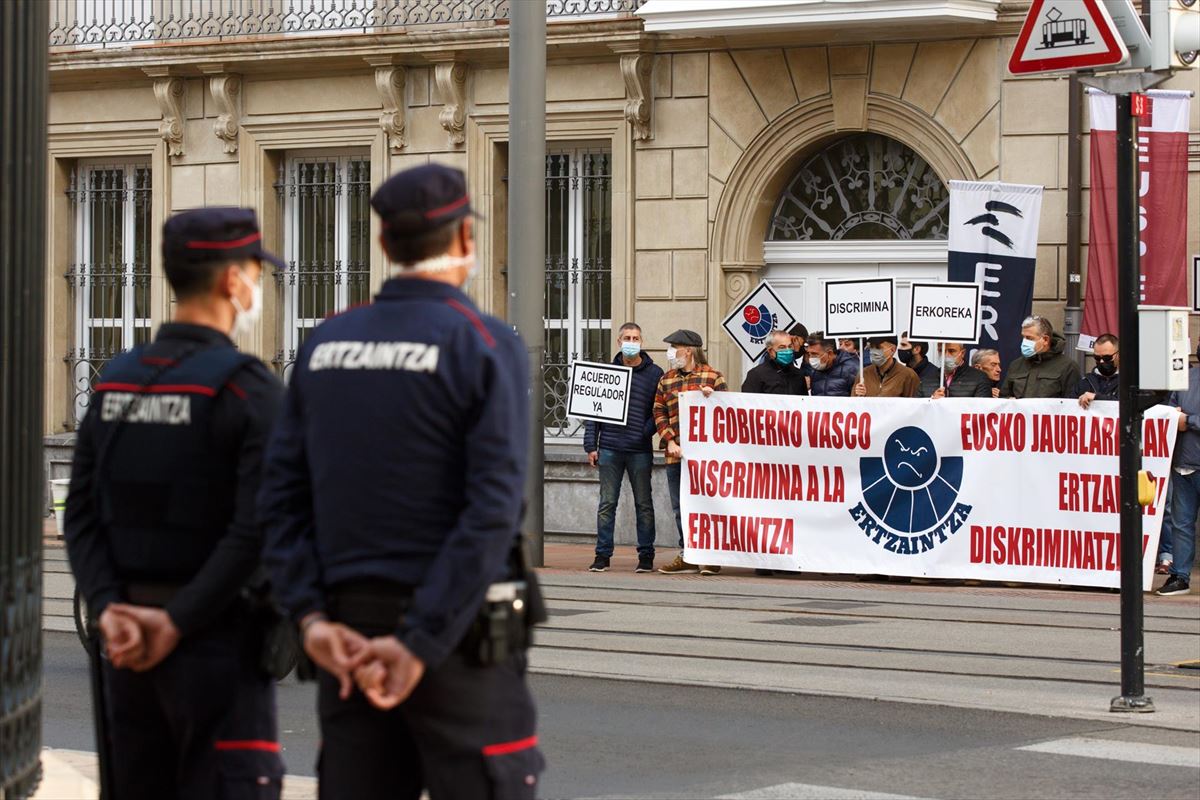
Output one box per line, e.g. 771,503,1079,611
742,358,809,395
258,278,530,669
64,323,283,636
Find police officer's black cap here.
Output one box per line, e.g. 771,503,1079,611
867,335,898,347
162,207,285,270
663,329,703,347
370,163,473,236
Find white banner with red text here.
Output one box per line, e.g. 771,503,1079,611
679,393,1178,590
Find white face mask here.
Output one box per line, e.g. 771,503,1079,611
389,253,476,283
231,268,262,339
808,356,823,370
666,346,679,369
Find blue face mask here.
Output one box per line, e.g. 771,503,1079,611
620,342,641,358
775,348,794,366
1020,339,1037,359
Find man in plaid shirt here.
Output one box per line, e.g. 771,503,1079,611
653,329,729,576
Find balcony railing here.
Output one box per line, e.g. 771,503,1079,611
49,0,645,49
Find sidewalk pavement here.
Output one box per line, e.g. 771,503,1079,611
533,540,1200,732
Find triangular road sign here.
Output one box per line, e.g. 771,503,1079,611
1008,0,1128,75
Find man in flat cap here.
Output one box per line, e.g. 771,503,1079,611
654,329,728,576
65,207,286,798
259,163,545,799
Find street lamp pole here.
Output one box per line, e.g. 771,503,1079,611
508,1,547,566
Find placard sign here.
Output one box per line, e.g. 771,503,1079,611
568,360,633,425
721,281,797,361
1192,255,1200,313
823,278,895,337
908,282,982,343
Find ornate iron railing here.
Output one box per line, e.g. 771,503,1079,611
543,149,612,439
272,155,372,381
49,0,645,48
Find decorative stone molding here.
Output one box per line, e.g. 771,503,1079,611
435,62,469,147
209,74,242,154
150,75,186,157
723,265,760,304
620,53,654,141
373,65,407,153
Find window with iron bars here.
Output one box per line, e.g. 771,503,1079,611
273,154,372,380
65,162,153,427
544,149,612,439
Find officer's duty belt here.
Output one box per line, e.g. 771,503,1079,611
329,580,414,633
124,582,183,607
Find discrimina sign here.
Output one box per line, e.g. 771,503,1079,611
823,278,895,337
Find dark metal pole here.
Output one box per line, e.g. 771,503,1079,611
0,0,49,796
508,1,546,567
1063,74,1084,368
1111,92,1153,713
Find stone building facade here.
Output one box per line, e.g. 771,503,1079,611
43,1,1200,545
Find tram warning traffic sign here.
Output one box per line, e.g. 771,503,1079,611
1008,0,1128,75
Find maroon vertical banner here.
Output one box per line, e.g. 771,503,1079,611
1079,90,1192,351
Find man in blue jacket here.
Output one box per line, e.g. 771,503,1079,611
584,322,664,573
806,332,859,397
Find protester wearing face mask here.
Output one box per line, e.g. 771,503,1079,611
742,329,808,395
1000,316,1081,399
654,329,728,576
805,332,859,397
897,333,940,398
853,335,920,398
583,323,664,574
930,342,993,399
1075,334,1119,409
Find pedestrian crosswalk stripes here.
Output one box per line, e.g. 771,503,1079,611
1017,737,1200,769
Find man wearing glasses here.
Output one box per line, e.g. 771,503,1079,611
1076,334,1119,409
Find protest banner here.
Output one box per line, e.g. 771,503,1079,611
721,281,797,361
568,360,632,425
947,180,1042,370
679,392,1177,589
1081,90,1192,350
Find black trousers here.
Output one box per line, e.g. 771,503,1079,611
316,642,543,800
102,617,283,800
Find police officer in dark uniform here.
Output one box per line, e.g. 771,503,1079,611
258,164,544,799
64,208,286,799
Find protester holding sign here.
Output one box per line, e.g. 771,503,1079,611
932,342,992,399
898,334,940,398
654,329,728,576
806,333,858,397
854,336,920,398
583,323,664,574
1000,316,1081,399
742,330,808,396
1075,334,1119,409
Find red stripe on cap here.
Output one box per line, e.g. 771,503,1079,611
482,735,538,757
423,194,469,220
186,232,261,250
214,740,281,753
94,382,218,397
445,299,496,348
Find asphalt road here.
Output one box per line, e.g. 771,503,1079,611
42,632,1199,799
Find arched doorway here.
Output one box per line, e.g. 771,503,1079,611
763,133,950,345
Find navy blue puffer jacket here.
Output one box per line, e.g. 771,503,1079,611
583,352,664,453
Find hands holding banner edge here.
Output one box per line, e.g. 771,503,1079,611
300,613,426,708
